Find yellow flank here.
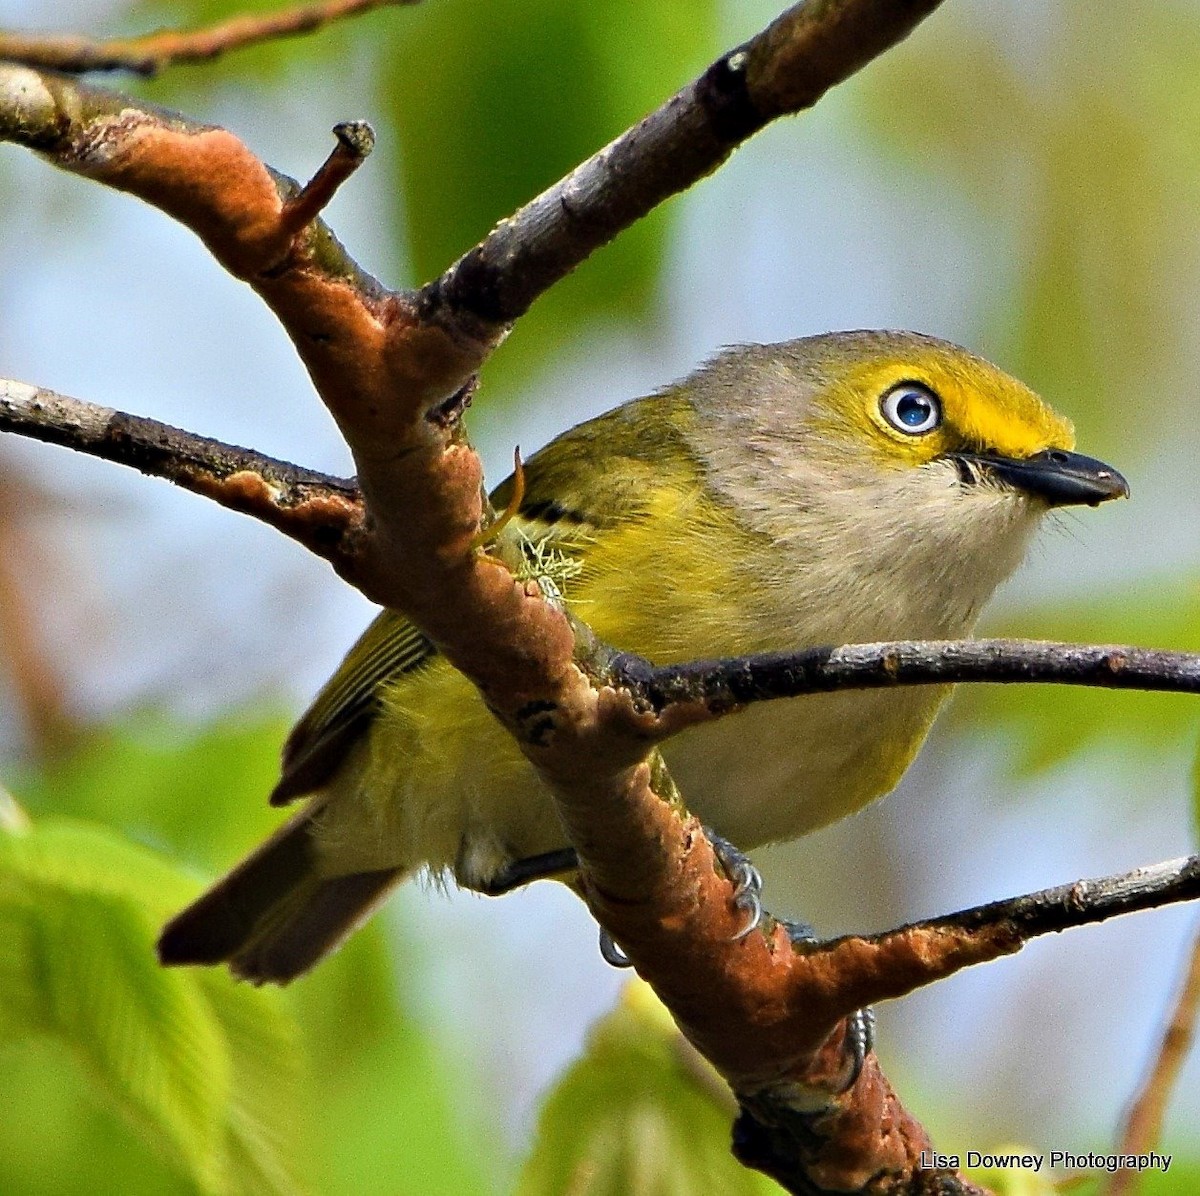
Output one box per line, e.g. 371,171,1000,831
572,483,762,663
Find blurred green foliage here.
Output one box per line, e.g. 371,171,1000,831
376,0,715,399
862,2,1200,782
1144,1161,1200,1195
517,980,780,1196
860,2,1200,461
950,581,1200,777
964,1164,1054,1196
0,721,498,1196
970,1159,1200,1196
12,714,292,868
0,811,305,1195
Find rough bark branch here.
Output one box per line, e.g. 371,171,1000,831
0,0,414,76
418,0,945,329
731,859,1200,1192
0,380,362,561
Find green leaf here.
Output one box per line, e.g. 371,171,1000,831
0,815,305,1196
8,712,500,1193
194,973,308,1196
518,980,782,1196
291,925,498,1196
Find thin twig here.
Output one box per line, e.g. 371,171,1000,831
893,856,1200,954
609,640,1200,739
278,121,375,240
1104,919,1200,1196
736,856,1200,1065
0,0,415,76
728,859,1200,1195
0,474,76,755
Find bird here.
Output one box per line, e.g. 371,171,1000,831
158,330,1128,983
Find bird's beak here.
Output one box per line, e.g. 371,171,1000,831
949,449,1130,508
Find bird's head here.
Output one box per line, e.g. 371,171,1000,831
686,330,1128,639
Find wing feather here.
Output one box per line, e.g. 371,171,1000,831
270,611,435,804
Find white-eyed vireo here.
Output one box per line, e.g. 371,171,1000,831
159,330,1127,982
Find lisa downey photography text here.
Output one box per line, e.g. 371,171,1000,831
920,1150,1174,1175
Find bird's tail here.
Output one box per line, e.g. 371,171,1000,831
157,807,405,984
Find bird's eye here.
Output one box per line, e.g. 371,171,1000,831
880,384,942,435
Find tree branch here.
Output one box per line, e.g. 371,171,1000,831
0,379,362,561
0,0,415,76
703,854,1200,1195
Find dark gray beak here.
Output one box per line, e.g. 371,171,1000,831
949,449,1130,508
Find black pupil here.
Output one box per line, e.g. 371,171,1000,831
896,391,931,427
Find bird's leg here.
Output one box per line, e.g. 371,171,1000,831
475,848,638,967
475,847,580,895
478,834,870,1057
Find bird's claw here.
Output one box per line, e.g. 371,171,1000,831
598,926,633,968
596,829,764,964
706,828,764,940
781,917,817,946
841,1006,876,1090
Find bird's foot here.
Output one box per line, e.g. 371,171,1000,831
705,828,764,940
842,1006,876,1088
595,829,763,969
782,918,875,1091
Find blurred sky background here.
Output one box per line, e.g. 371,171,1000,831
1,0,1198,1187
